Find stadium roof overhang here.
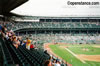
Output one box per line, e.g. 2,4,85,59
0,0,28,16
13,15,100,20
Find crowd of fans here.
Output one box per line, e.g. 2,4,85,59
44,56,68,66
6,21,100,31
20,33,100,45
0,22,35,50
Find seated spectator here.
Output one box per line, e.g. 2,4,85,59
0,24,2,36
55,60,61,66
17,36,22,45
0,25,6,38
0,24,2,31
12,36,20,48
22,40,26,48
30,44,34,49
1,25,7,34
44,60,52,66
5,32,9,40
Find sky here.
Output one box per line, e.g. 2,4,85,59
11,0,100,16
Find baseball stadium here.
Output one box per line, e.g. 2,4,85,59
0,0,100,66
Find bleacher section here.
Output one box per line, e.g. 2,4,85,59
1,21,99,44
21,33,100,44
11,22,100,31
0,35,50,66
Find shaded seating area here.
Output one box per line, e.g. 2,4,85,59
11,22,100,31
0,35,50,66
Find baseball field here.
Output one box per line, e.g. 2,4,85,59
48,44,100,66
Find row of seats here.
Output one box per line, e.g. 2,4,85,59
0,38,14,66
0,36,50,66
21,33,100,44
11,22,100,31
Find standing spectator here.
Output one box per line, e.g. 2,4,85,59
26,38,31,50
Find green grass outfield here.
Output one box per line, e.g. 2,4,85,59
49,44,100,66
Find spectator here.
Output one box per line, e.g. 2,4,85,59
1,25,7,34
44,60,52,66
5,32,9,40
26,38,31,50
1,27,7,39
12,36,20,48
30,44,34,50
55,60,61,66
52,59,56,66
17,37,22,45
22,40,26,48
0,24,2,31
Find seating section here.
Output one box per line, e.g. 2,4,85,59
22,33,100,44
0,36,50,66
9,22,100,31
0,39,14,66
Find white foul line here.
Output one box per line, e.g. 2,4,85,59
65,48,86,63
